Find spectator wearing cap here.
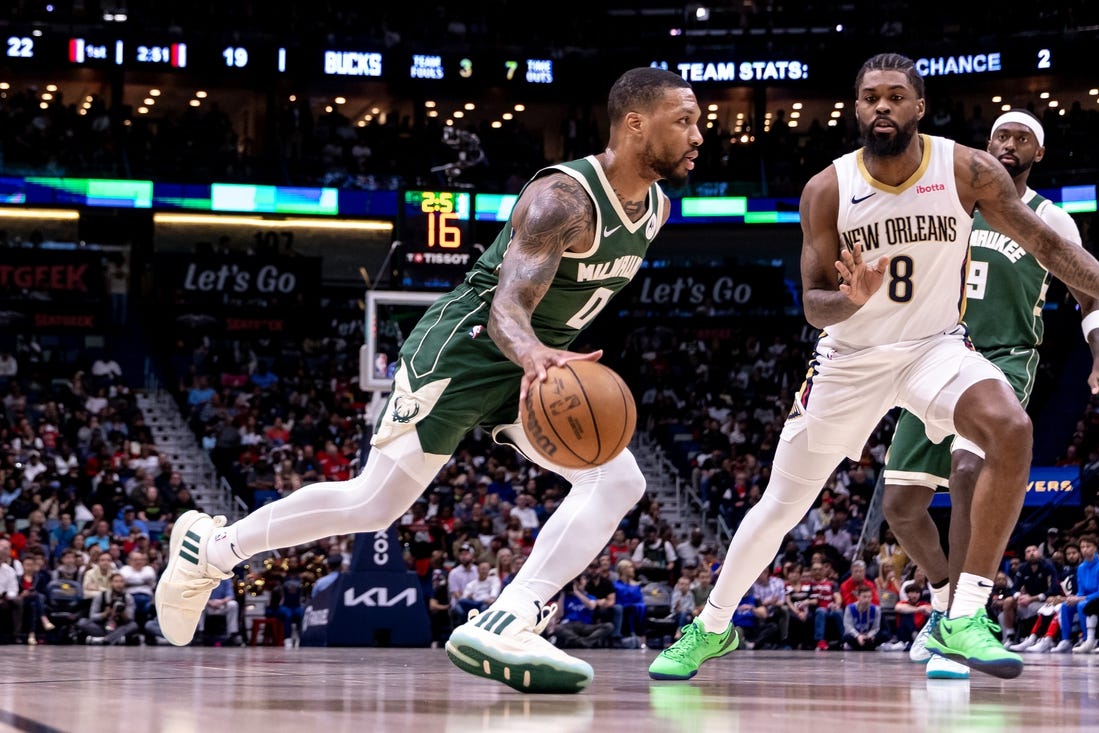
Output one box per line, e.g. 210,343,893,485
111,506,148,540
21,451,48,488
457,561,501,619
1041,527,1061,558
447,543,479,627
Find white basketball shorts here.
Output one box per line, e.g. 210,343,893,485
781,325,1008,460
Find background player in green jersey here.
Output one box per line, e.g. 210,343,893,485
882,109,1099,679
153,66,702,694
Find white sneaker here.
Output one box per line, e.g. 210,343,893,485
153,511,233,646
1025,636,1053,653
446,603,593,693
926,653,970,679
1007,635,1037,652
1073,638,1097,654
1051,639,1073,653
909,610,944,663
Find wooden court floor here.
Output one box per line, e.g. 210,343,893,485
1,646,1097,733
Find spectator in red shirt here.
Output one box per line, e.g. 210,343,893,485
840,559,879,606
264,417,291,446
606,528,632,566
318,441,351,481
1,516,26,559
807,561,842,650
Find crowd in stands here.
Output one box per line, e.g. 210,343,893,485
3,293,1099,650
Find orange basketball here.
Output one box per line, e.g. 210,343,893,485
521,360,637,469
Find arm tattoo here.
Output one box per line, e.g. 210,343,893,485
967,150,1099,298
972,150,1099,299
488,177,594,362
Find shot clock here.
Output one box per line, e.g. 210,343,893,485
395,189,476,290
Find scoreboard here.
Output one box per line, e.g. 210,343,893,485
5,26,1089,88
2,29,560,87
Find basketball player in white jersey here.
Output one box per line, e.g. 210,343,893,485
651,52,1099,682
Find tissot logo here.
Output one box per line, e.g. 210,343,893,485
915,183,946,194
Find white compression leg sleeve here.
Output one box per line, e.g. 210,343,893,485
493,425,646,614
697,429,842,632
223,430,448,562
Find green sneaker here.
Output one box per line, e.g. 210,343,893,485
648,619,739,680
925,611,1023,679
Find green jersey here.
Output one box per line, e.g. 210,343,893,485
963,191,1068,351
465,156,666,348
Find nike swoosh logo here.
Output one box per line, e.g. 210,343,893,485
977,581,994,588
850,193,876,204
603,224,622,237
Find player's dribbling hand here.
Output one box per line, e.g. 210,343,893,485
518,348,604,402
835,245,889,305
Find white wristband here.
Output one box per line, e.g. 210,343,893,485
1082,311,1099,341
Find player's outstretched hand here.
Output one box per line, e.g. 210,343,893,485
835,245,889,306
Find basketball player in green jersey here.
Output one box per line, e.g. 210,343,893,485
882,109,1099,679
153,67,702,694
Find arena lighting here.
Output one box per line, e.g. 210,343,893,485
153,213,392,232
0,208,79,220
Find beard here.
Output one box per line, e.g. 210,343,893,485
859,116,919,157
999,156,1033,179
646,145,690,187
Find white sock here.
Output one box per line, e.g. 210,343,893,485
494,440,645,618
930,580,950,614
207,525,249,574
1087,615,1097,642
950,572,994,619
698,434,837,634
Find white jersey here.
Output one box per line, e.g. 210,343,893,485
825,134,973,350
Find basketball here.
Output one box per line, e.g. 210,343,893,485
521,360,637,469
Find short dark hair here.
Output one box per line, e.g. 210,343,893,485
1080,534,1098,547
607,67,692,125
855,53,924,99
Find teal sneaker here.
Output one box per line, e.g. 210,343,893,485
925,612,1023,679
925,652,970,679
446,604,593,694
909,609,944,663
648,619,739,680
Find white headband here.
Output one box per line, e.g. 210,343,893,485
991,111,1044,147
